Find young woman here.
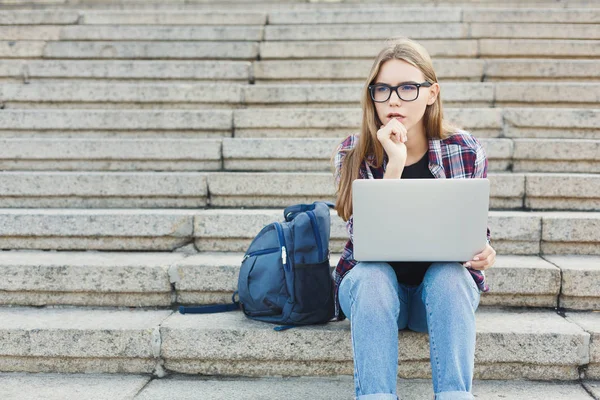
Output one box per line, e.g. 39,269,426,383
331,38,497,400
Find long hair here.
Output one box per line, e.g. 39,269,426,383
332,37,461,222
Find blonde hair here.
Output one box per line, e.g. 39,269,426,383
332,37,461,222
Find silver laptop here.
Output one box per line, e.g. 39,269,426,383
352,179,490,262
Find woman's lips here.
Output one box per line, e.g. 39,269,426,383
391,116,406,121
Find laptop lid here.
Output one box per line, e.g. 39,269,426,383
351,179,490,262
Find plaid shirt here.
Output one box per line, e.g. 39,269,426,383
333,130,491,321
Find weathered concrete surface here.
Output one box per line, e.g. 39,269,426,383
233,108,502,138
194,210,541,254
496,82,600,106
0,308,172,373
170,252,242,304
481,256,560,307
0,11,79,24
268,9,462,24
0,209,196,251
546,256,600,310
161,308,589,380
222,137,511,171
565,312,600,379
584,381,600,398
204,172,522,208
260,40,478,59
59,26,263,41
0,171,209,208
0,251,184,307
485,60,599,81
222,137,339,171
504,109,600,140
0,110,232,131
473,24,600,39
0,83,243,104
513,139,600,173
463,8,600,23
81,11,266,25
268,9,598,24
0,373,150,400
0,26,61,40
173,252,561,308
265,23,468,41
0,60,252,82
135,376,596,400
253,59,485,82
0,41,45,58
525,174,600,210
0,138,222,172
44,41,259,60
541,212,600,255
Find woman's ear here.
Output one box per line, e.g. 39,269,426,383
427,83,440,106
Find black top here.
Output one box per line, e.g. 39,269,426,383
387,150,435,286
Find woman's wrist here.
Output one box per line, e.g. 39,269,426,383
383,161,405,179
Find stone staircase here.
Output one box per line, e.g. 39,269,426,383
0,0,599,399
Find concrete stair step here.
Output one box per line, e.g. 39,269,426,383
0,208,197,251
4,31,597,53
222,137,600,173
0,307,170,374
58,26,265,41
0,208,597,254
0,171,210,208
0,251,183,307
6,39,596,62
0,109,232,139
0,373,598,400
161,308,594,380
5,251,599,310
3,8,593,26
264,23,600,41
168,253,598,310
0,138,222,171
231,107,598,139
0,60,252,83
260,39,600,60
0,170,597,210
193,210,600,256
43,41,259,60
207,171,599,211
253,59,598,83
1,1,596,11
2,82,598,109
81,10,267,25
0,306,596,379
1,137,597,173
0,59,594,83
1,107,597,140
0,373,151,400
268,8,600,24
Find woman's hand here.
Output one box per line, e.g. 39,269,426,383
463,243,496,271
377,118,408,164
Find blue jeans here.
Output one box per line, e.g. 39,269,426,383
338,261,480,400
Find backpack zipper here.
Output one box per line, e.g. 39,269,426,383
242,247,279,262
274,222,289,272
307,210,323,261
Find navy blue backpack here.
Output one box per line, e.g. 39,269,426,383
180,201,335,330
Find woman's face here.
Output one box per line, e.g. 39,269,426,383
372,59,439,135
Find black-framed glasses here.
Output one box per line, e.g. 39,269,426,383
368,82,432,103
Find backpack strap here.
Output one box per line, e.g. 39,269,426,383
179,291,240,314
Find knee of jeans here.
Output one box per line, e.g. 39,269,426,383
424,262,479,296
347,262,399,308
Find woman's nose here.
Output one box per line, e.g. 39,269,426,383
388,89,402,105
